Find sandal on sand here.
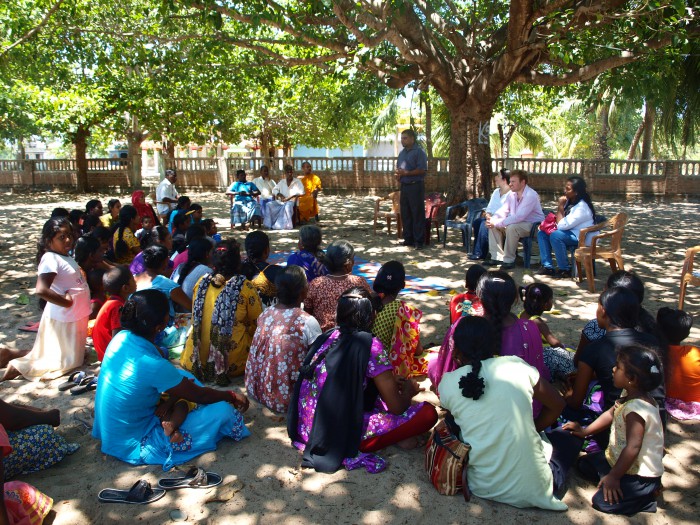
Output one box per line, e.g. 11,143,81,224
70,376,97,395
158,466,222,490
58,371,86,391
18,321,40,333
98,480,166,504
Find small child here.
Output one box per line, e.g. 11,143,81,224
92,265,136,362
201,218,222,245
449,264,486,323
187,203,203,224
101,199,121,229
2,218,91,381
564,345,664,515
519,282,576,380
656,307,700,413
170,213,191,255
135,215,155,241
155,395,193,444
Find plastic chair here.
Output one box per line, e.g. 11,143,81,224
424,193,447,245
679,245,700,310
574,213,628,293
442,198,488,251
373,191,402,238
566,215,607,277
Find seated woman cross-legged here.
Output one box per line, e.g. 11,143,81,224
440,316,583,511
288,287,438,473
537,176,595,279
245,265,322,413
93,289,250,470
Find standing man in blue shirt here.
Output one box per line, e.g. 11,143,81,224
395,129,428,249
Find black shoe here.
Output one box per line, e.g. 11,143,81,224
537,266,555,276
401,240,414,247
555,269,572,279
468,254,483,261
499,262,516,271
482,259,499,267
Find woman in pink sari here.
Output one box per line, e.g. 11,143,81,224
371,261,428,378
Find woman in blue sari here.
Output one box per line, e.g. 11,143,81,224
93,289,250,470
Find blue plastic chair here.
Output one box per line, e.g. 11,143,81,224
443,198,488,252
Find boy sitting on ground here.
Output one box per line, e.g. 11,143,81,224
92,266,136,362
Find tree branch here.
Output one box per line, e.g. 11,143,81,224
0,0,65,58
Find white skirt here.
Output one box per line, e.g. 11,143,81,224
12,311,89,381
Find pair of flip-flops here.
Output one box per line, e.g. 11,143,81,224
58,371,97,395
98,467,222,505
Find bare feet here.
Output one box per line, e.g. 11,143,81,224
0,365,22,382
0,347,29,369
162,421,184,443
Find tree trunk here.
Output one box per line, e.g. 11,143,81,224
422,91,433,158
627,121,644,160
498,123,517,158
446,103,493,204
640,103,655,175
73,125,90,192
594,103,611,160
126,115,148,188
17,139,25,161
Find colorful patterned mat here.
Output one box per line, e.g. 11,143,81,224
268,252,450,294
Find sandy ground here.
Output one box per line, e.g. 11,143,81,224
1,190,699,525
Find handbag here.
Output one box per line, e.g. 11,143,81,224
539,212,557,235
424,417,472,500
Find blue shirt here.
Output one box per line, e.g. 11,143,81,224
136,275,180,322
228,181,260,205
93,330,184,464
287,250,328,282
397,144,428,184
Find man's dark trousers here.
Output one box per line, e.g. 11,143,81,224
400,180,425,247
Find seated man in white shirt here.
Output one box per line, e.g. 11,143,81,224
263,165,305,230
537,176,595,278
485,170,544,271
156,169,179,219
252,165,277,224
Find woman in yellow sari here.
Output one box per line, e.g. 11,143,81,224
298,161,322,222
371,261,428,377
181,239,262,385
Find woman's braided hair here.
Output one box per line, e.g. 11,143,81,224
454,316,498,400
476,270,517,355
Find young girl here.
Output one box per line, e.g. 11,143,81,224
74,235,107,318
2,218,91,381
449,264,486,323
112,205,141,265
241,231,283,309
564,346,664,515
519,282,576,379
100,198,121,229
286,225,328,283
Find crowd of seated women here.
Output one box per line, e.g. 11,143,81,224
0,190,698,521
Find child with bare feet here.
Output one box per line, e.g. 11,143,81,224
155,396,194,444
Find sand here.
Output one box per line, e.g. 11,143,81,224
1,190,698,524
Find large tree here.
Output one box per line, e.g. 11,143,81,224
172,0,697,201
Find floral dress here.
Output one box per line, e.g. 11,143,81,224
371,299,428,377
304,275,371,332
245,307,322,413
295,330,426,445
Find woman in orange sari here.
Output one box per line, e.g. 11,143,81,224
371,261,428,377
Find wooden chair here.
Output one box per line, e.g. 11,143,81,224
679,245,700,310
373,191,402,238
574,213,628,293
424,192,447,245
442,198,488,251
